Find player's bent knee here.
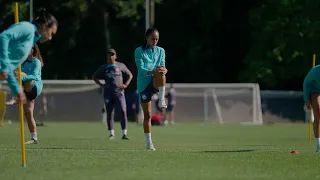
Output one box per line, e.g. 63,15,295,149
23,81,34,92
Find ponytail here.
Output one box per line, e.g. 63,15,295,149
33,8,58,28
32,44,44,67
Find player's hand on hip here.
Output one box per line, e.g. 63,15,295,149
306,101,312,110
120,84,127,89
16,90,27,104
0,72,8,80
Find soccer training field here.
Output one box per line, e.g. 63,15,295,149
0,122,318,180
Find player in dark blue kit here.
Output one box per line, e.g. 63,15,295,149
92,49,133,140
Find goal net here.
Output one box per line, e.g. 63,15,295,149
1,81,263,124
167,83,263,124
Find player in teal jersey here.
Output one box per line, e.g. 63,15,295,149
7,44,44,144
0,8,57,104
134,28,168,150
303,65,320,152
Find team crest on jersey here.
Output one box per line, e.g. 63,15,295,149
141,94,147,100
155,55,159,60
115,67,120,72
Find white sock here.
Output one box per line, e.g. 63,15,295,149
145,133,153,146
109,129,115,136
31,132,37,140
316,138,320,147
158,86,166,101
122,129,127,136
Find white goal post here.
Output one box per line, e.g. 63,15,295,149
202,83,263,125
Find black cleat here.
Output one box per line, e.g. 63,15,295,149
122,135,130,140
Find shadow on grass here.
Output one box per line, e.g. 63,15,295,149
201,149,255,153
28,147,76,150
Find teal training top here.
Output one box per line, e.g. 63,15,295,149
303,65,320,102
0,21,41,95
134,46,166,93
21,58,43,96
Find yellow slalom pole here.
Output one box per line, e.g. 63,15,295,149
308,54,316,145
14,2,26,168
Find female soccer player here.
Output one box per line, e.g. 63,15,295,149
134,28,168,150
92,48,133,140
0,8,57,103
6,44,44,144
304,65,320,152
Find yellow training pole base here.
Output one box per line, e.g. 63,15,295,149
14,2,26,168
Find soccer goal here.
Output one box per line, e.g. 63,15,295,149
203,84,263,125
166,83,263,125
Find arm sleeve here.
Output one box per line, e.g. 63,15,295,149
303,72,313,102
92,65,105,79
7,69,20,96
0,23,35,72
0,32,12,73
21,60,41,81
159,48,166,67
134,48,149,76
121,63,132,75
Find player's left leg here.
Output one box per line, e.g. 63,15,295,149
23,81,39,144
105,94,116,139
24,100,38,144
116,91,129,140
311,93,320,152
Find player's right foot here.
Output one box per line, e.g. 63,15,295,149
108,135,115,140
146,144,156,151
316,146,320,152
25,138,38,145
6,98,17,105
122,135,130,140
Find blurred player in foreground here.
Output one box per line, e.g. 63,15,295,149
134,28,168,150
303,65,320,152
0,8,57,103
93,48,133,140
6,45,44,144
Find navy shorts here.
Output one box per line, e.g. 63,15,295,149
139,81,158,103
167,105,175,112
24,85,38,101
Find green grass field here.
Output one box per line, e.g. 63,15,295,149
0,122,319,180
